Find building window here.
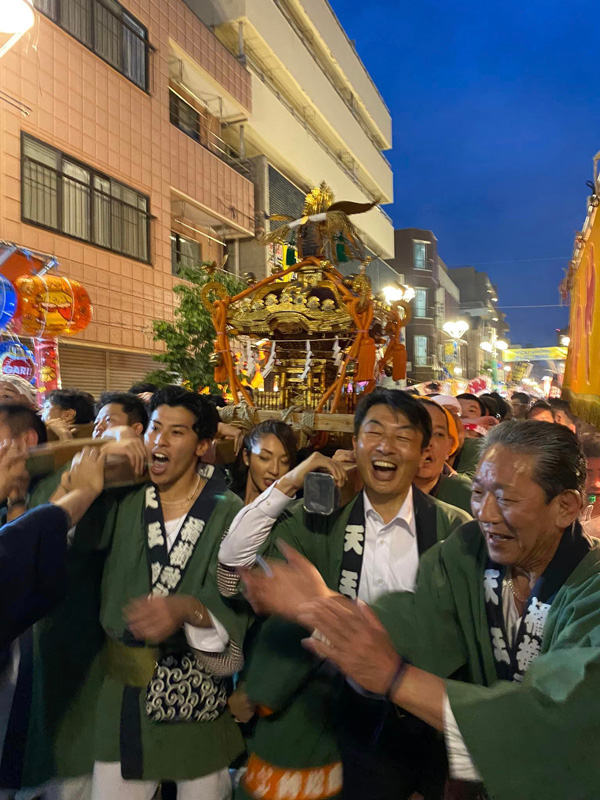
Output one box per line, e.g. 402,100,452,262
171,232,201,275
413,241,427,270
33,0,149,91
22,134,151,263
414,288,427,318
169,90,201,143
414,335,428,366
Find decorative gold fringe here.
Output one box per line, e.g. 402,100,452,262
562,389,600,431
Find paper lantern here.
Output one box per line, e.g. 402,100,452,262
34,339,60,396
0,275,17,330
12,274,92,338
0,341,35,384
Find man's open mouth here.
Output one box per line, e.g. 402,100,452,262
372,460,398,480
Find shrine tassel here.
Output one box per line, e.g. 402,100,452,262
355,335,377,382
391,342,407,381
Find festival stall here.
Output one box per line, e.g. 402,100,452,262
561,184,600,427
0,242,93,398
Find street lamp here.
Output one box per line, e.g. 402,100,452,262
0,0,35,59
382,284,415,303
560,335,570,347
442,320,469,341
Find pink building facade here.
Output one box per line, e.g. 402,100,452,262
0,0,254,395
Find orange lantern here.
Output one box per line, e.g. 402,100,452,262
12,274,93,338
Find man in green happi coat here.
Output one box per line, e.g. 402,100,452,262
220,389,471,800
269,421,600,800
88,386,250,800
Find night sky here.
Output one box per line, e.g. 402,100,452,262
330,0,600,346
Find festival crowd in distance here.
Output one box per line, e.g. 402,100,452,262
1,374,600,800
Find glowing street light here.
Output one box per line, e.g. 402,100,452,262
443,320,469,341
382,284,415,304
0,0,34,33
560,335,570,347
0,0,35,59
480,341,493,353
496,340,508,351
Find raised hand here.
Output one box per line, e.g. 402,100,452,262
0,439,30,503
239,541,333,620
276,452,348,497
298,596,400,695
62,446,106,499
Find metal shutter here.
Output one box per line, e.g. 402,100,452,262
59,344,108,400
106,350,159,392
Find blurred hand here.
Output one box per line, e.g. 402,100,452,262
62,447,106,498
101,437,147,476
45,417,74,441
0,440,30,502
228,685,256,724
125,595,192,643
137,392,154,405
332,449,356,464
239,541,333,621
299,596,400,695
216,422,244,456
277,452,348,497
96,425,138,442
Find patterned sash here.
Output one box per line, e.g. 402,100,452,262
338,492,367,599
483,521,592,682
143,464,229,723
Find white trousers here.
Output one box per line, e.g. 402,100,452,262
91,762,231,800
0,775,91,800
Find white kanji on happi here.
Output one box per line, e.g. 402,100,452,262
524,597,551,639
180,517,205,545
275,770,302,799
146,486,159,509
151,561,161,585
483,569,501,605
344,525,365,555
339,569,359,599
170,540,194,569
516,633,541,672
304,769,325,797
147,521,165,548
490,626,510,664
159,565,181,590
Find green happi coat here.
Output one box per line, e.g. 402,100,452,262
453,437,481,478
374,521,600,800
435,473,473,514
20,471,110,788
238,490,471,800
94,482,248,780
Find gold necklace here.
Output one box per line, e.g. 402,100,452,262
160,474,201,506
507,570,529,603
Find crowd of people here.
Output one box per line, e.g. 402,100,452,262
1,374,599,800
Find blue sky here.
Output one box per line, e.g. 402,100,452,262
330,0,600,345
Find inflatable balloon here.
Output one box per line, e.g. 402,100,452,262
0,275,17,330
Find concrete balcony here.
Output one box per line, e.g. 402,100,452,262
168,124,254,237
246,73,393,257
210,0,393,202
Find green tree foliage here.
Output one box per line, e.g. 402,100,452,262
145,264,246,393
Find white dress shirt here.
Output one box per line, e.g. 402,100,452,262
163,515,229,653
219,485,420,603
443,577,522,781
359,489,418,602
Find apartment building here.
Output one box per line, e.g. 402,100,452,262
0,0,254,395
184,0,396,289
388,228,465,383
448,266,510,379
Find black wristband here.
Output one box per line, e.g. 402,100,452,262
385,657,410,702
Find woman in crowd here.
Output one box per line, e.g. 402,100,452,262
229,419,298,504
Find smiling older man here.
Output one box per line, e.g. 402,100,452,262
257,421,600,800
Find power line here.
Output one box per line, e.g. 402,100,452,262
447,257,570,267
497,304,568,309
